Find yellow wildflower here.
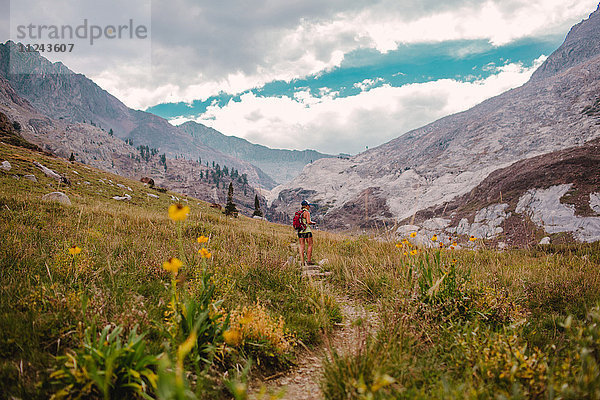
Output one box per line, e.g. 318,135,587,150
410,249,418,256
410,232,417,238
163,257,183,274
68,246,82,256
197,235,209,244
168,203,190,222
469,235,476,242
431,235,438,242
395,243,402,248
403,252,408,256
198,248,212,259
223,328,242,346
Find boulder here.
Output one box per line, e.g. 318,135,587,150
41,191,71,205
539,237,551,245
0,161,11,171
33,161,70,185
24,174,37,182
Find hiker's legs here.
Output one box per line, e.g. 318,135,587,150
298,237,306,264
306,236,313,263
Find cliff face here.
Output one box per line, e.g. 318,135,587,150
268,6,600,240
0,41,276,189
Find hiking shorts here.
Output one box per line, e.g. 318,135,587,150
298,232,313,238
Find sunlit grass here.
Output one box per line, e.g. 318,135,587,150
1,141,599,399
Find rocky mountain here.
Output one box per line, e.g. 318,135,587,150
178,121,334,184
0,41,275,189
268,5,600,243
0,76,266,215
404,138,600,246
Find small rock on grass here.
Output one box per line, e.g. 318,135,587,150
0,161,11,171
539,237,551,245
24,174,37,182
41,191,71,206
112,194,132,201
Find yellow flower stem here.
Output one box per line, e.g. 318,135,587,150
176,222,188,269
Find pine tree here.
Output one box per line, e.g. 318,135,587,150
69,152,75,162
224,182,238,216
252,194,263,217
108,128,114,136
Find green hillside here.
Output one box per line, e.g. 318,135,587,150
1,140,600,399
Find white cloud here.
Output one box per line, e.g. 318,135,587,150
88,0,595,108
173,57,545,154
6,0,594,111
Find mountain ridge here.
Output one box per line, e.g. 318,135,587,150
268,5,600,241
178,121,334,184
0,41,276,189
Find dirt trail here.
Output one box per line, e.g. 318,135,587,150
250,291,378,399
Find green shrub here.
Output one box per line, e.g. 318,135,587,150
50,324,158,399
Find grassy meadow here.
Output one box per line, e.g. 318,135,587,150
1,141,599,399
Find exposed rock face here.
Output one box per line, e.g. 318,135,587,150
0,41,274,189
400,138,600,245
269,6,600,242
179,121,334,185
515,184,600,243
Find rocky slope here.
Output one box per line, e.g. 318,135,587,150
268,6,600,243
0,41,275,189
0,77,265,215
179,121,334,185
404,138,600,245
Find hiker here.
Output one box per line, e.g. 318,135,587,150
295,200,316,265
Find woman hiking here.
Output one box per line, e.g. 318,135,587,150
297,200,316,265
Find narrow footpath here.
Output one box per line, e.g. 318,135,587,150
250,288,378,400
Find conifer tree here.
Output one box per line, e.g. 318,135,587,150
225,182,238,216
69,152,75,162
252,194,263,217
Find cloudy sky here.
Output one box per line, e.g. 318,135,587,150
2,0,598,154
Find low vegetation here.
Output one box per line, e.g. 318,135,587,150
1,141,599,399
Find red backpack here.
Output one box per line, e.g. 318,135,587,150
292,209,307,231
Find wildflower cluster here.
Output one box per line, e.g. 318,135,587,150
455,328,549,398
395,232,477,253
197,235,212,258
225,302,296,355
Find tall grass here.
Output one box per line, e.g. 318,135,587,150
0,143,342,398
1,142,599,398
320,231,600,399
